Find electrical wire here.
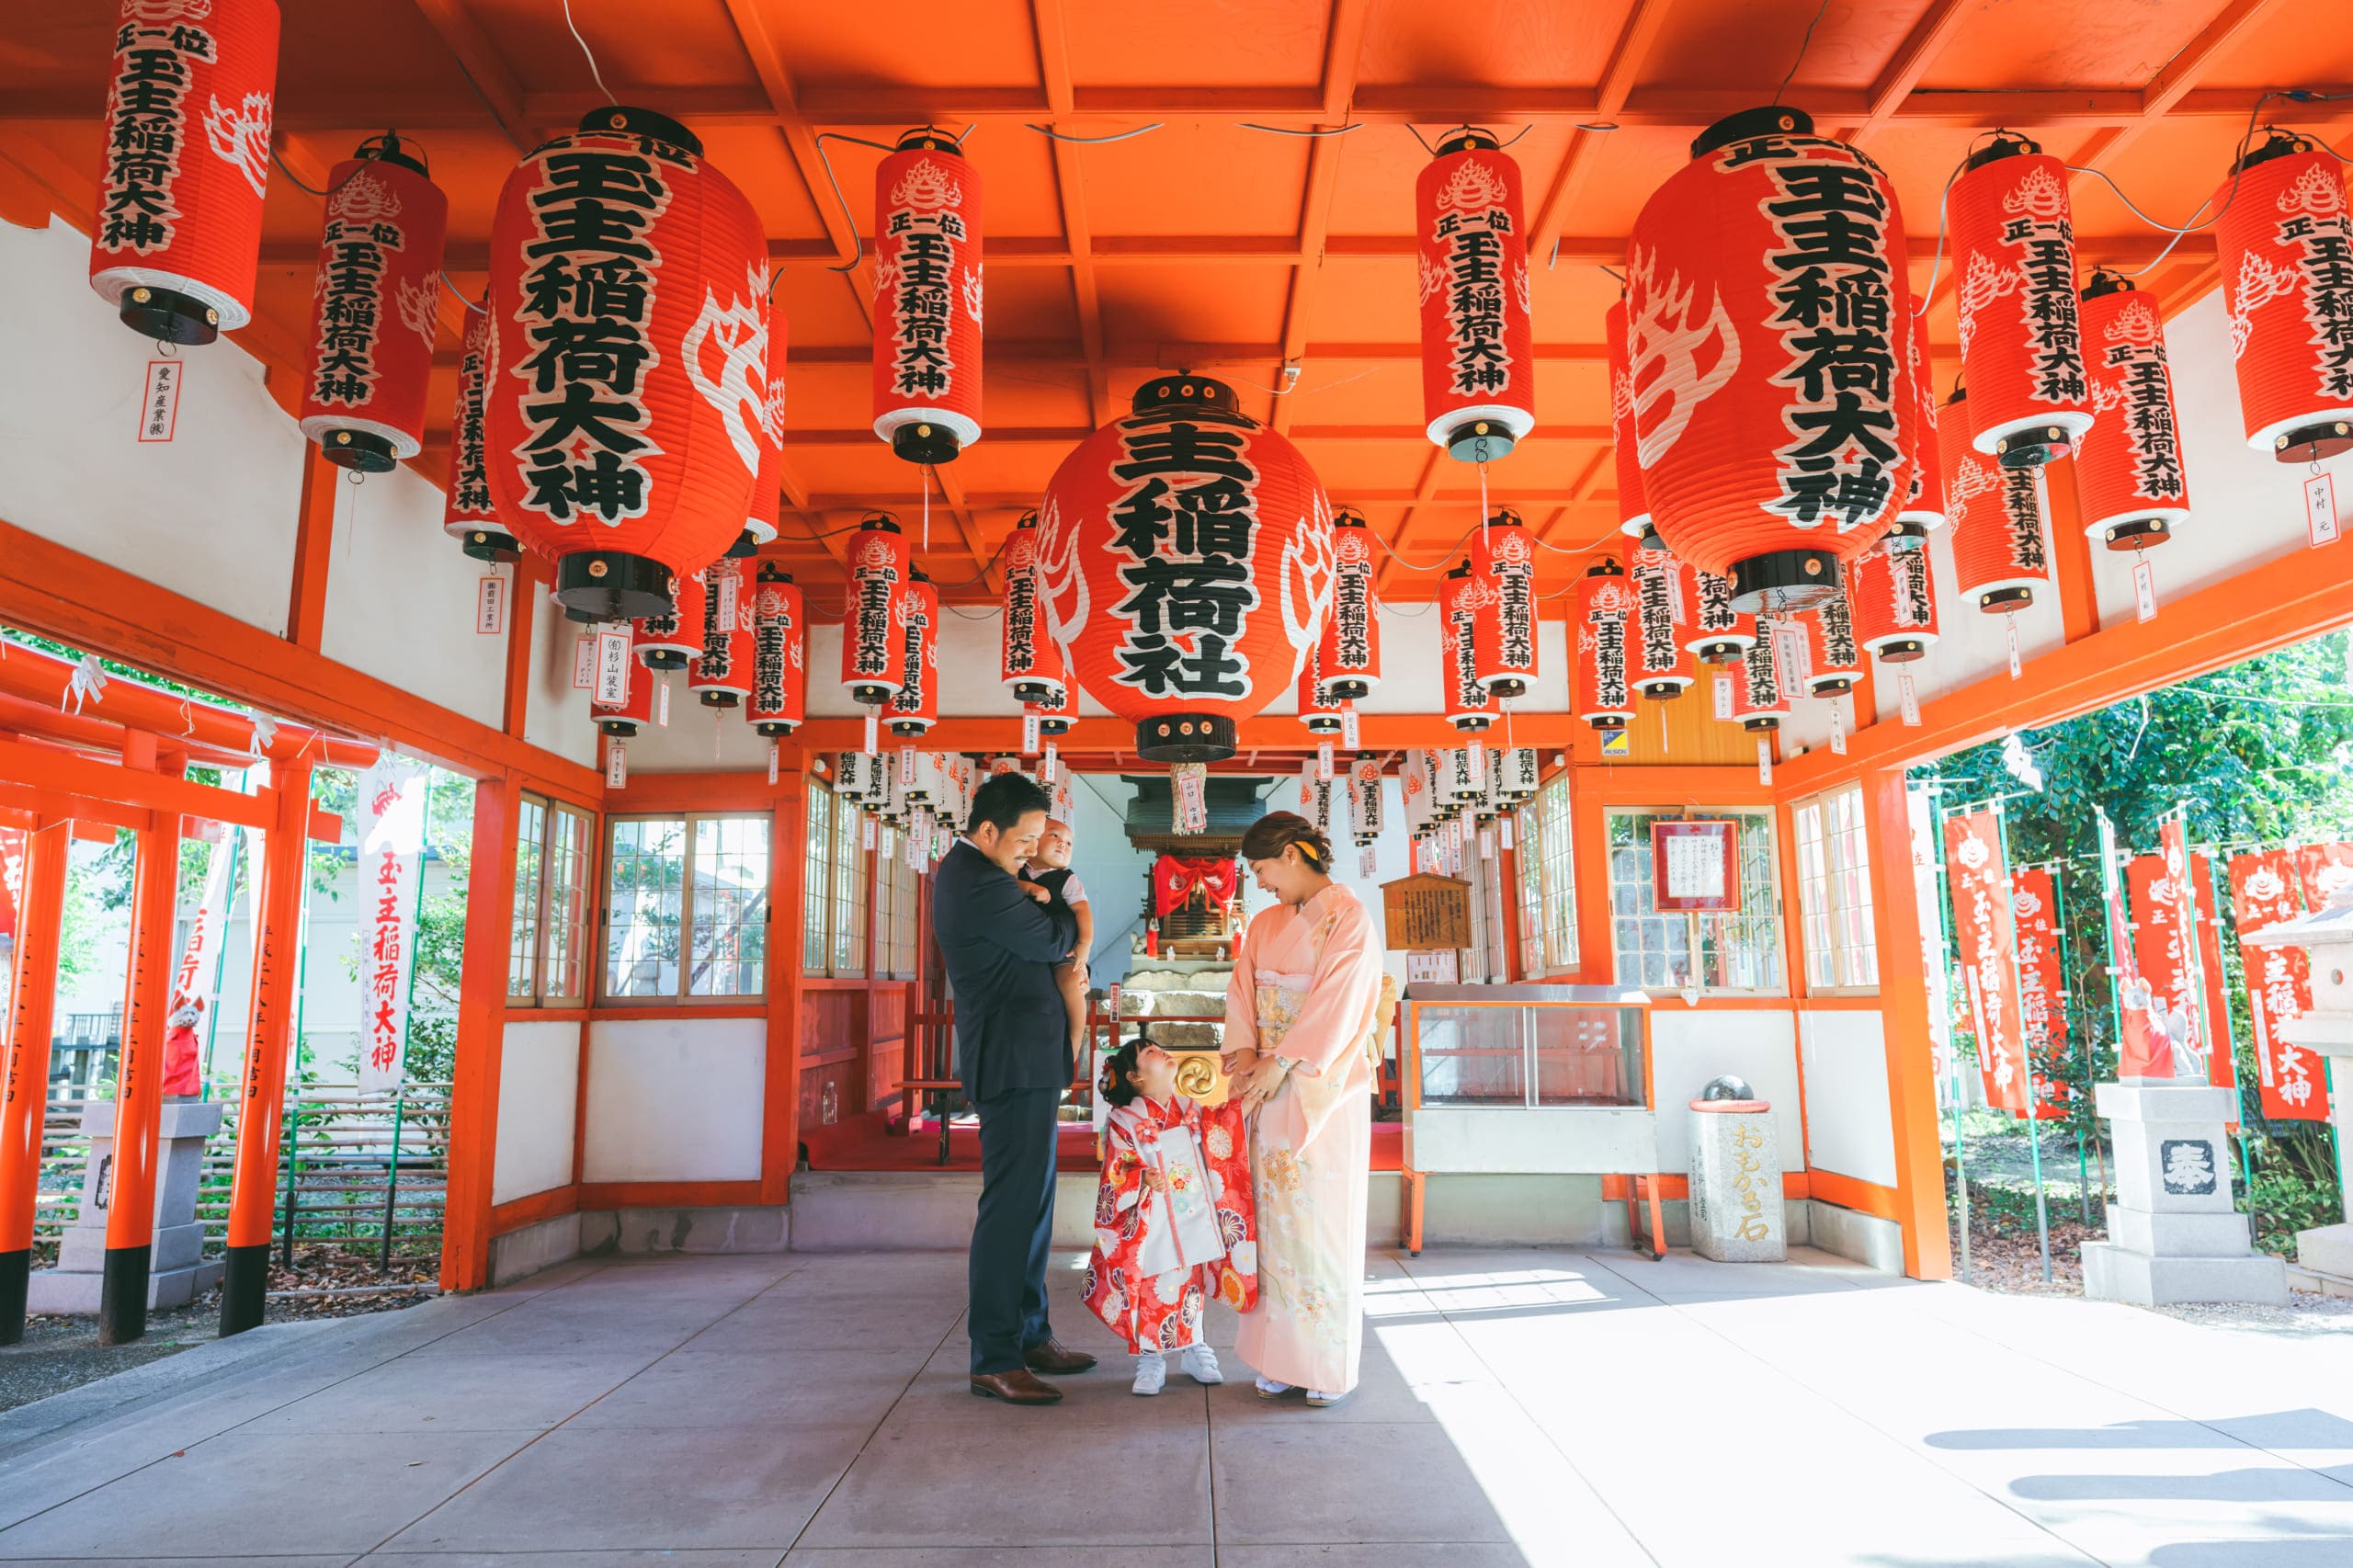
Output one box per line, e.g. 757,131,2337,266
267,144,361,199
438,270,485,313
1239,122,1363,138
1772,0,1834,108
810,133,883,273
561,0,619,107
1024,123,1164,144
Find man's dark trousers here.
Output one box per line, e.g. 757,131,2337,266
968,1085,1061,1374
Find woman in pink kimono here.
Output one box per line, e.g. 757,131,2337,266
1222,811,1384,1405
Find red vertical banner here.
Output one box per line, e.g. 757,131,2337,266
2297,842,2353,910
2227,849,2326,1120
2011,866,2073,1121
1945,812,2031,1114
2186,852,2235,1096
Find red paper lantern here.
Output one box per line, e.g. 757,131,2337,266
1438,564,1497,733
442,300,517,562
1730,619,1790,731
739,350,787,554
840,514,912,704
634,568,701,670
296,135,448,472
1028,684,1074,737
689,560,752,707
871,131,983,464
1847,540,1939,662
87,0,280,345
593,654,651,737
1607,297,1655,544
886,571,940,736
998,508,1066,704
1629,547,1695,699
1627,107,1913,610
1573,560,1636,733
1896,309,1946,538
1297,643,1343,735
1795,586,1863,695
1682,565,1756,665
484,108,768,619
1949,134,2090,467
1035,376,1335,762
1416,131,1536,462
2076,273,2189,550
1946,389,2052,611
2215,134,2353,460
1470,507,1539,697
748,562,804,737
1317,506,1381,699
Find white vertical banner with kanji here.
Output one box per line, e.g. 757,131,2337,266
357,758,428,1097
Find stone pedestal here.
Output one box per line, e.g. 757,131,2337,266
2082,1082,2286,1306
27,1098,225,1314
1687,1099,1785,1262
2245,893,2353,1296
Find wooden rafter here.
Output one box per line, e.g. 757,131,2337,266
1270,0,1373,437
406,0,536,153
1843,0,1972,146
1030,0,1111,426
1529,0,1677,257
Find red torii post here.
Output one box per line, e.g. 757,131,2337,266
0,818,71,1344
219,758,313,1336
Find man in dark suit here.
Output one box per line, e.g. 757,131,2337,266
931,771,1098,1404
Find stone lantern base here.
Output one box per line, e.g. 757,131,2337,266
2080,1082,2286,1307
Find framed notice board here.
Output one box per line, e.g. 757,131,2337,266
1652,820,1740,913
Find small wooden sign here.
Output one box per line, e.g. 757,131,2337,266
1380,872,1472,951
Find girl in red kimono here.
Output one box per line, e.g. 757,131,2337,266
1082,1039,1257,1395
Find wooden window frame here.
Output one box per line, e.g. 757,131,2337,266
1604,805,1787,997
600,810,773,1004
1793,785,1880,996
510,792,595,1010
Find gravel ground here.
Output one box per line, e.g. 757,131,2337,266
0,1251,439,1415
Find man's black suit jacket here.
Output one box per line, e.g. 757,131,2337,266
930,838,1080,1102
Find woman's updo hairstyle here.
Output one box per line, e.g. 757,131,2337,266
1240,810,1334,872
1097,1038,1142,1108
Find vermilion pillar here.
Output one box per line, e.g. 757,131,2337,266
1859,764,1954,1280
0,820,70,1344
220,760,312,1335
99,801,183,1343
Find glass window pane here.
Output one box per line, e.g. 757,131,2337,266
1413,1006,1525,1106
509,797,546,1001
605,817,685,998
692,815,770,996
803,787,833,977
542,805,592,1002
833,798,866,978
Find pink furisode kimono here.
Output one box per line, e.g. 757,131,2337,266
1224,882,1383,1394
1083,1093,1257,1353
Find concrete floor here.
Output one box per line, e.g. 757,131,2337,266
0,1246,2348,1566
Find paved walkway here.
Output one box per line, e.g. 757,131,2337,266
0,1245,2349,1565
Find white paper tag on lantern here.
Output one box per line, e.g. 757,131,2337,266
1340,705,1360,749
2006,617,2023,680
1359,844,1377,877
909,808,931,870
860,813,874,851
572,636,596,690
1466,740,1484,784
605,740,628,789
863,710,879,754
656,677,671,728
475,575,506,637
2132,558,2158,623
1829,700,1847,755
1500,817,1515,852
880,824,892,858
137,358,182,441
1022,711,1040,756
1480,827,1495,861
1756,736,1773,786
899,744,916,787
1712,675,1733,720
1899,673,1922,727
767,741,779,787
2307,472,2340,547
716,569,739,627
594,630,631,706
1317,741,1334,781
1043,743,1058,783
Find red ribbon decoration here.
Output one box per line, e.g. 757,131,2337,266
1154,854,1237,918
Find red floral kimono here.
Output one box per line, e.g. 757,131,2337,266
1082,1094,1257,1352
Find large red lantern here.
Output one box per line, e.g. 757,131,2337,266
871,131,983,464
1297,644,1343,735
2076,273,2189,550
1731,620,1790,731
1573,560,1636,733
840,514,912,704
1438,564,1497,733
296,135,448,473
1317,506,1381,699
998,509,1066,703
88,0,279,345
1416,131,1535,463
442,301,517,562
1847,540,1939,662
634,568,701,671
1946,389,2052,611
1036,376,1335,762
1796,587,1863,695
737,358,787,556
2215,132,2353,460
593,655,651,737
1627,107,1913,611
1469,507,1539,698
886,571,940,736
1896,309,1946,539
1682,566,1756,665
748,562,804,737
689,561,752,706
484,108,768,619
1607,297,1655,545
1629,547,1694,699
1949,134,2090,467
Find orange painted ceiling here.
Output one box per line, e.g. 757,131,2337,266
5,0,2351,607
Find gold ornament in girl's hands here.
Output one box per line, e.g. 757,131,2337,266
1171,1051,1227,1106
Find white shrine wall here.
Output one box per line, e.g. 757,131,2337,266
579,1017,767,1184
521,577,603,768
1796,1007,1900,1188
493,1017,583,1206
1646,1008,1806,1176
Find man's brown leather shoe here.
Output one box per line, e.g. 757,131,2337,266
1023,1338,1098,1375
969,1368,1063,1404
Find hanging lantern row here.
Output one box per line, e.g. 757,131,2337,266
1847,538,1940,662
1628,548,1696,699
1416,130,1536,464
1946,388,2054,613
1296,643,1345,736
2074,273,2191,551
2214,131,2353,463
749,562,805,737
443,302,517,562
998,508,1067,704
1949,132,2090,470
1438,563,1496,734
1730,619,1791,733
872,130,984,466
688,559,752,708
1469,507,1540,697
1796,587,1863,696
841,513,912,704
887,569,940,736
1573,559,1636,733
1317,507,1381,699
